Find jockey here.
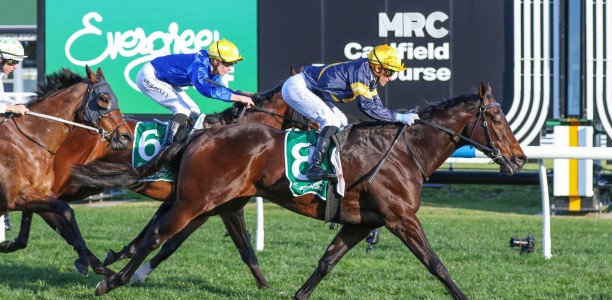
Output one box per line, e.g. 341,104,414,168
0,38,29,116
136,39,255,148
281,44,419,180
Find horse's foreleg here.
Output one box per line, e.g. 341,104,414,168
95,204,200,296
294,225,373,300
14,194,111,277
386,211,467,300
38,212,115,277
0,211,33,252
130,214,210,285
220,208,269,288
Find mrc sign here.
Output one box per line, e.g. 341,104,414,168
344,12,451,82
45,0,257,115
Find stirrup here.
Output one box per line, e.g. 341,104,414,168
306,167,336,180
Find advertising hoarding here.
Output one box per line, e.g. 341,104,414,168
258,0,511,119
45,0,257,115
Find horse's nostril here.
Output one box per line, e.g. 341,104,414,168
514,155,527,165
122,134,134,142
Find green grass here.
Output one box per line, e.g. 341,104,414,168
0,182,610,299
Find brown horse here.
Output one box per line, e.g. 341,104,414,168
0,66,132,277
20,84,311,285
73,82,526,298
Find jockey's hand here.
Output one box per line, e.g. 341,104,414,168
7,104,29,116
395,112,419,126
232,94,254,108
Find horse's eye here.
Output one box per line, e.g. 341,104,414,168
97,94,111,109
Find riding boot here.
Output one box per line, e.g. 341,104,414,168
306,126,338,180
3,213,10,231
162,113,189,148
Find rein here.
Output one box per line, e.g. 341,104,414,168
367,100,502,183
415,102,502,159
249,105,311,128
9,79,124,155
27,112,105,133
202,77,311,128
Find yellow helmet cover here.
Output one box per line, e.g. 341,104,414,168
207,39,244,63
367,44,406,72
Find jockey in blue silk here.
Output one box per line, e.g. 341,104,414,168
136,39,254,148
282,44,419,180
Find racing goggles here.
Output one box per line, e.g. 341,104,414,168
221,61,235,67
382,68,396,77
3,58,19,66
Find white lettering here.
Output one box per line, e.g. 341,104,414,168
426,11,449,38
379,13,403,37
379,12,449,38
65,12,223,91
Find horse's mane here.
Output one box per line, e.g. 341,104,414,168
27,69,84,106
351,93,481,130
417,93,480,120
251,82,283,105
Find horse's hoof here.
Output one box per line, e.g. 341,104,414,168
103,250,118,266
95,279,109,296
74,259,89,277
0,240,12,252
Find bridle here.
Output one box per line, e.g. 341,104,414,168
416,99,503,161
369,95,504,183
11,78,127,154
80,79,128,142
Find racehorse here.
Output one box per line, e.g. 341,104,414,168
72,82,526,298
0,66,132,277
28,84,311,285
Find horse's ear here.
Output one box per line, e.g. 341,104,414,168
290,66,296,76
96,67,105,79
86,65,97,83
478,81,491,99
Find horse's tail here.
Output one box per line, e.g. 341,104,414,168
71,161,140,188
71,130,204,188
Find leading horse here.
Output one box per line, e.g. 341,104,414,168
0,66,133,277
24,84,311,285
73,82,526,298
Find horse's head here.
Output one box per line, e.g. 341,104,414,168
80,65,133,150
465,81,526,174
266,92,318,131
238,85,317,131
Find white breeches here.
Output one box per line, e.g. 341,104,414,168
136,62,200,116
281,73,348,128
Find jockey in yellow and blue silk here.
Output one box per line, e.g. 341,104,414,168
282,44,419,180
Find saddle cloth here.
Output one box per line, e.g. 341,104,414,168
284,130,345,200
132,121,174,181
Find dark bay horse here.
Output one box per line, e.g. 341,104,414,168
30,84,311,285
0,66,133,277
73,82,526,298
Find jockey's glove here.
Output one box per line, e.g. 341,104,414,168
395,112,420,126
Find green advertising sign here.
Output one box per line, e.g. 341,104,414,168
45,0,257,114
